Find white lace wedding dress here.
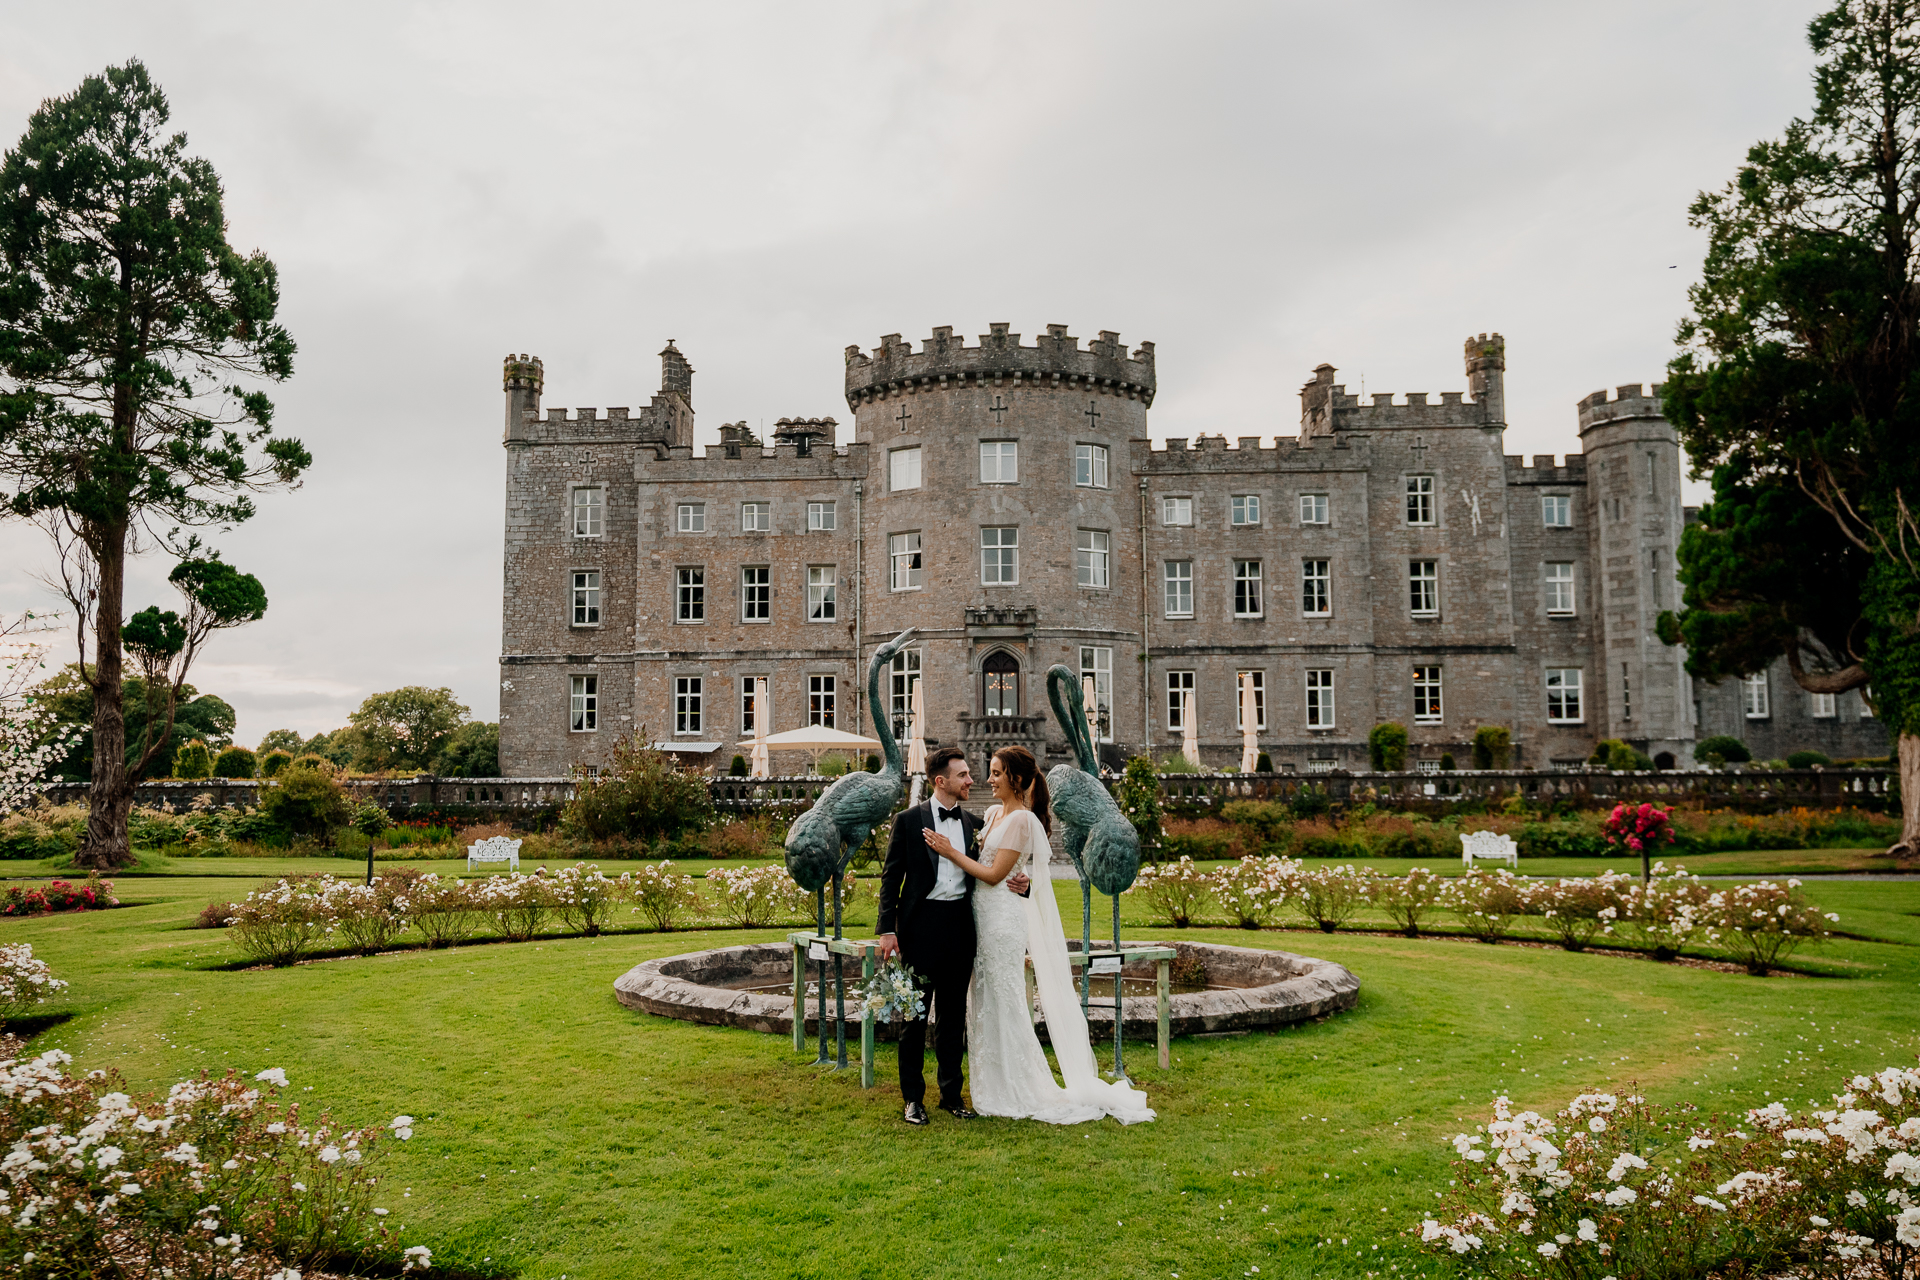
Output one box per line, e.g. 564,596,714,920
966,807,1155,1125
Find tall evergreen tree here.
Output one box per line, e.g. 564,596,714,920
0,62,305,866
1665,0,1920,852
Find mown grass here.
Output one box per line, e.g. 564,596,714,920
3,861,1917,1279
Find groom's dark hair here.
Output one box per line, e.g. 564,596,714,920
926,747,966,780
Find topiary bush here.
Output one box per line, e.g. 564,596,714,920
212,745,257,778
1694,734,1751,765
728,754,748,776
1439,752,1457,771
259,749,293,778
1254,751,1272,773
171,738,214,779
1785,749,1832,769
1471,725,1512,770
1368,722,1409,771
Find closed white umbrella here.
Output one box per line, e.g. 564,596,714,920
906,679,926,776
1240,676,1259,773
1082,675,1101,767
1182,690,1201,768
750,680,770,778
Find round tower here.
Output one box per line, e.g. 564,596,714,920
1577,383,1692,763
503,353,543,442
843,323,1157,771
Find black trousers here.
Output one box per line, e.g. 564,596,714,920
897,897,975,1106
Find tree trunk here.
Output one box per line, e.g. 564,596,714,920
1894,731,1920,863
76,526,135,870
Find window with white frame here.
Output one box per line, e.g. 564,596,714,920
740,677,767,735
571,570,600,626
1305,669,1335,728
807,501,836,531
1406,475,1436,525
676,568,704,622
572,487,604,538
569,675,597,732
1076,530,1110,589
1231,495,1261,526
1413,665,1442,723
674,676,702,734
1302,559,1331,616
1233,560,1263,617
1546,667,1584,723
1812,691,1837,718
889,647,921,741
1080,646,1113,741
808,675,836,728
1408,560,1439,615
807,565,837,621
890,446,922,491
981,527,1018,585
676,502,705,533
1542,494,1571,528
1545,562,1575,615
1165,670,1195,730
1163,560,1193,617
1161,495,1193,526
889,532,923,591
1075,443,1109,488
979,441,1018,484
740,501,771,533
1235,670,1266,730
1299,493,1329,525
741,565,770,622
1742,672,1770,719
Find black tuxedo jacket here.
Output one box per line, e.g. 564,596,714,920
877,798,981,937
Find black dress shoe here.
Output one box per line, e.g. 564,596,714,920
903,1102,929,1126
940,1102,978,1120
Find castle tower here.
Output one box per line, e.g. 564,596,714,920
656,341,695,449
1464,333,1505,426
1577,384,1691,762
503,354,543,442
843,323,1156,772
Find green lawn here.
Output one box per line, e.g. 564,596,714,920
3,863,1917,1279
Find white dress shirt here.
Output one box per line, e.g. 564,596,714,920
924,800,969,901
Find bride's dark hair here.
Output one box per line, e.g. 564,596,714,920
991,745,1051,834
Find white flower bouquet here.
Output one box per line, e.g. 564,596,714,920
858,957,925,1022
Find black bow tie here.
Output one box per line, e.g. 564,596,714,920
935,806,962,824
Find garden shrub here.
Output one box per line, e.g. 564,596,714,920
700,816,780,859
1289,783,1333,820
1711,877,1835,975
195,899,236,929
1160,817,1240,861
629,860,701,930
1371,865,1447,936
171,737,214,779
1291,819,1350,860
1157,752,1200,774
1353,813,1453,859
1127,855,1213,927
1471,725,1512,769
712,864,807,928
1786,748,1833,769
549,862,626,935
0,805,82,860
478,872,553,941
407,873,485,948
1528,871,1632,951
1292,864,1369,932
1219,799,1291,854
561,734,714,843
1620,863,1716,960
259,748,294,777
1254,751,1273,773
1447,869,1529,943
865,753,881,772
227,878,332,965
1208,855,1297,928
3,873,117,917
1115,756,1164,855
0,943,67,1019
1439,752,1457,771
1418,1065,1920,1280
260,761,351,845
0,1053,429,1277
729,753,748,776
1368,721,1409,771
212,744,257,777
1695,734,1752,764
327,878,412,955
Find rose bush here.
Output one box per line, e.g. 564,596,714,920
1126,855,1214,928
0,944,67,1020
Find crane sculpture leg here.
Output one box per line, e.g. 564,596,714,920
832,861,848,1070
1111,892,1126,1082
1080,879,1093,1015
813,888,829,1065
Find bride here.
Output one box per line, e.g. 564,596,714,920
923,745,1155,1125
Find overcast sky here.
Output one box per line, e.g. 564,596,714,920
0,1,1824,746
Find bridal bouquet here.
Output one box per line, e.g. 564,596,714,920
859,957,926,1022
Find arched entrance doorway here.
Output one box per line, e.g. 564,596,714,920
981,651,1020,717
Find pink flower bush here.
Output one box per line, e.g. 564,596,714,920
1604,801,1677,857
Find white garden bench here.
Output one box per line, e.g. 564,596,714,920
1459,830,1519,870
467,835,522,871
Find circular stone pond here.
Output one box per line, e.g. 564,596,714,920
612,940,1358,1041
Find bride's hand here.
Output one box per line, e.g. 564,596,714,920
923,829,963,862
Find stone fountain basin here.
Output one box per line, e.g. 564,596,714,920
612,940,1358,1041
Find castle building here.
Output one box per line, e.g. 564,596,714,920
496,327,1887,777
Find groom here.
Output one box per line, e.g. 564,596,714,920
876,746,1028,1125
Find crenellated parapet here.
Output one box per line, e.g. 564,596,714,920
1133,432,1368,475
1299,334,1505,437
1575,383,1667,433
1503,453,1589,486
843,322,1156,408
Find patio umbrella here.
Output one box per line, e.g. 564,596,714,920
1182,690,1201,768
1240,676,1259,773
906,679,926,776
736,725,883,774
750,680,770,778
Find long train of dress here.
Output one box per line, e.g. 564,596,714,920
965,806,1155,1125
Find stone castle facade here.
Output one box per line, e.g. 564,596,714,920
497,326,1887,777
